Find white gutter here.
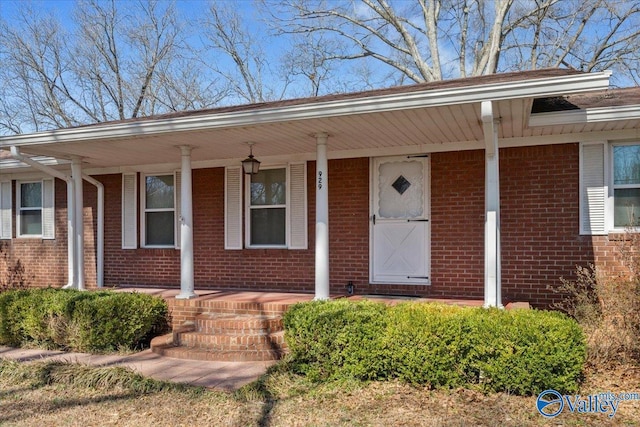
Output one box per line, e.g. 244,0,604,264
82,174,104,288
0,71,612,148
9,147,76,289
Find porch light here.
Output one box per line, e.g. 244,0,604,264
242,142,261,175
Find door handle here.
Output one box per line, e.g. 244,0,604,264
372,214,376,225
407,219,429,222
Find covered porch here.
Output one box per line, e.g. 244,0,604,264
0,69,613,308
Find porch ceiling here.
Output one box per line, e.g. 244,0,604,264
1,102,493,169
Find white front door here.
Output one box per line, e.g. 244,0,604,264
371,156,430,284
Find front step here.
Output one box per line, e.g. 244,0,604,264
179,330,286,352
196,313,283,335
152,345,285,362
151,311,288,362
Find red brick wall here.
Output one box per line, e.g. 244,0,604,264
102,159,372,293
0,178,97,288
429,144,621,308
499,144,596,307
429,150,485,299
4,145,631,308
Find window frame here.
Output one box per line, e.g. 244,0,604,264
245,165,289,249
140,172,177,248
610,142,640,231
16,180,44,238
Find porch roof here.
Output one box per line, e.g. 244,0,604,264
1,68,636,173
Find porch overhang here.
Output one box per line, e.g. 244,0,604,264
0,70,612,173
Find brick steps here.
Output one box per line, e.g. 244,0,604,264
195,313,283,335
151,305,289,362
178,330,286,352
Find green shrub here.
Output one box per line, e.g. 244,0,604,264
283,300,586,395
384,303,476,388
0,289,169,353
284,299,390,381
0,289,30,346
70,292,170,352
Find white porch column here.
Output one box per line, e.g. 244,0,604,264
71,157,85,290
66,181,76,288
315,132,330,300
481,101,502,308
176,145,197,299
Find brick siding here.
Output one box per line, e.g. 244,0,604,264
2,144,629,308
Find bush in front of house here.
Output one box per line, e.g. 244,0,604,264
283,300,586,395
283,299,391,382
0,288,170,353
70,292,170,352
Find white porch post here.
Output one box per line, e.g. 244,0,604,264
71,157,85,290
176,145,197,299
481,101,502,308
66,180,76,288
315,132,330,300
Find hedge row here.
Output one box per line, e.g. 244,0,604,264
0,288,170,353
283,300,586,395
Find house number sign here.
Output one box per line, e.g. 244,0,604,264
317,170,323,190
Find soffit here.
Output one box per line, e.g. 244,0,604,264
1,101,495,169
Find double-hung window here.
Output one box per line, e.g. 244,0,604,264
143,174,176,247
14,179,54,239
613,144,640,228
581,142,640,234
248,168,287,246
226,162,306,249
18,181,43,236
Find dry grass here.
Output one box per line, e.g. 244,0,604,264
1,360,639,426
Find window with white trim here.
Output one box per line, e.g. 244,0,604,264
613,144,640,227
18,181,43,236
142,174,175,247
226,163,307,250
247,167,287,246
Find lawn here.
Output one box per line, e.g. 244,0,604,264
0,359,638,426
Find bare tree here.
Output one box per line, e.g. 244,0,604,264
201,0,362,101
268,0,640,85
501,0,640,84
280,30,352,96
200,1,280,103
0,0,222,135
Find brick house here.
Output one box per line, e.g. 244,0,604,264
1,68,638,308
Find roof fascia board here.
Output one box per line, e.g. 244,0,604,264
529,104,640,126
0,71,611,148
